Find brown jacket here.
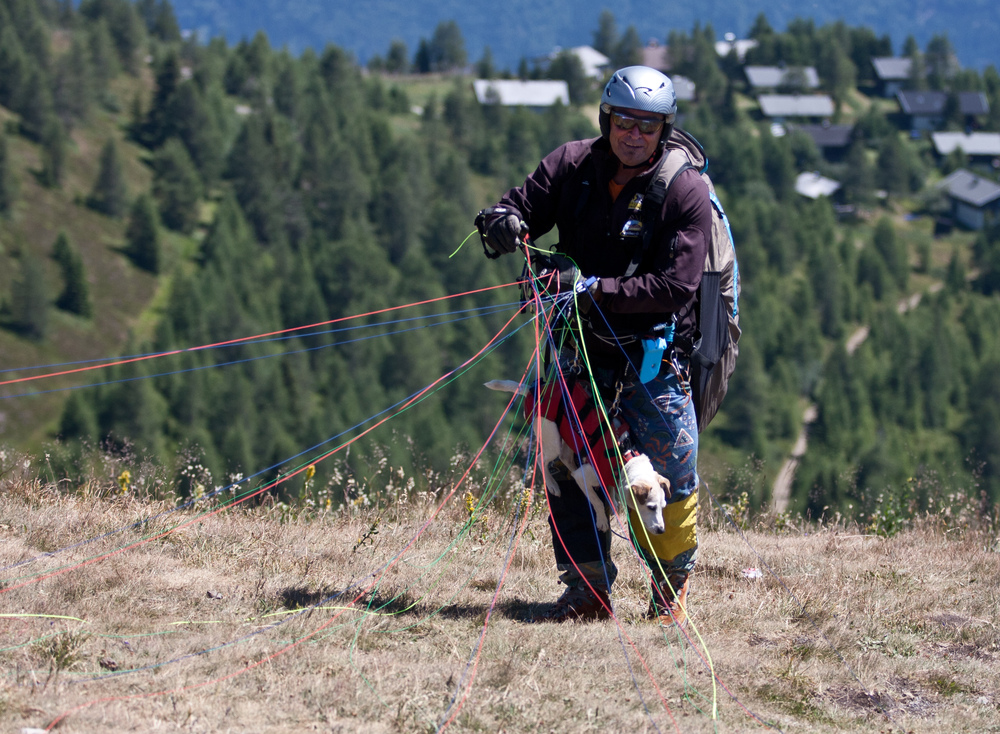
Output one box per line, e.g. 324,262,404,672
496,133,711,360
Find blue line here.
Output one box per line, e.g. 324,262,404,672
1,305,520,401
0,302,524,377
2,316,538,576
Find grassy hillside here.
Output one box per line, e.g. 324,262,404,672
1,467,998,732
0,67,175,451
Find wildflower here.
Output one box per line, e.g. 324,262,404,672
118,470,131,494
305,465,316,482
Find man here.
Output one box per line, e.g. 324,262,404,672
477,66,710,625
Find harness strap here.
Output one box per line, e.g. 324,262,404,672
624,153,695,278
525,376,632,492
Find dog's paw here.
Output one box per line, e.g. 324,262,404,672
594,510,609,532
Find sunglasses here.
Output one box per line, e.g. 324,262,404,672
603,104,671,135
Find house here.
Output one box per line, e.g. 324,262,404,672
473,79,570,109
564,46,609,80
958,91,991,129
938,169,1000,230
871,57,911,97
931,132,1000,161
758,94,835,123
897,90,948,132
745,65,820,93
671,74,696,102
796,171,841,199
642,40,670,72
788,123,854,162
715,33,758,62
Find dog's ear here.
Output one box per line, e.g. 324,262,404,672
631,484,651,503
657,474,672,500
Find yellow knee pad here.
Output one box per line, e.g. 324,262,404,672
628,492,698,563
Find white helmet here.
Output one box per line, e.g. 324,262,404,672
599,66,677,145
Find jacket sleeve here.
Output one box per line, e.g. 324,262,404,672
494,142,584,242
597,169,711,315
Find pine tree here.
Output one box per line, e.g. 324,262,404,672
10,253,49,340
88,138,128,217
54,34,93,128
52,231,93,317
385,39,409,74
39,118,67,189
125,194,162,273
876,135,910,198
841,139,876,207
592,10,618,57
87,18,120,94
872,216,908,290
142,50,180,147
152,137,202,233
427,21,466,72
170,82,224,185
0,24,29,110
611,25,643,68
16,63,55,142
0,131,17,217
59,392,99,443
79,0,145,74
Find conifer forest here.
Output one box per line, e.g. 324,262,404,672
2,0,1000,528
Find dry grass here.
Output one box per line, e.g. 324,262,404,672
1,459,999,734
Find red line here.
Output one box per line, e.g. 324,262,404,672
4,301,527,597
44,306,529,731
0,282,515,388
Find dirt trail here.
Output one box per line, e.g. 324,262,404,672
771,404,816,513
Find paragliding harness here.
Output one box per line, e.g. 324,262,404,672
522,372,640,493
588,128,741,431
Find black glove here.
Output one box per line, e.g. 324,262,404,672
475,207,525,257
537,253,586,294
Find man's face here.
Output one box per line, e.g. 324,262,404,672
607,106,664,168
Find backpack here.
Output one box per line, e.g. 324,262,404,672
637,128,741,432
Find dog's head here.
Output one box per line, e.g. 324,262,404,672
623,455,670,535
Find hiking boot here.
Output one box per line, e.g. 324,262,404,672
533,584,611,623
647,574,689,628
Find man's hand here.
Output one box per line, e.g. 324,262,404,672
536,255,601,312
475,207,526,256
576,276,601,315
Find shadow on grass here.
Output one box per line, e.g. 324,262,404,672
279,585,552,623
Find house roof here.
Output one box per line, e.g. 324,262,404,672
759,94,835,118
789,123,853,148
671,74,696,102
566,46,610,79
932,132,1000,157
958,91,990,116
473,79,570,107
745,65,820,90
872,57,912,81
939,169,1000,207
641,40,670,72
897,90,948,115
715,37,758,61
796,171,841,199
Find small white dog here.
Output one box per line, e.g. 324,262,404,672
485,379,669,534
